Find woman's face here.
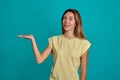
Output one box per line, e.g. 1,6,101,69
62,12,76,33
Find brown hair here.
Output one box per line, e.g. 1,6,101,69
61,8,86,39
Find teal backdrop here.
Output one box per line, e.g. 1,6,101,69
0,0,120,80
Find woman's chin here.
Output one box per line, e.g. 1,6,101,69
63,28,70,31
63,27,70,30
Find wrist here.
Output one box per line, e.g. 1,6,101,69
30,37,35,41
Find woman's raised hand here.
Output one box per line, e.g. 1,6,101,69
17,34,34,40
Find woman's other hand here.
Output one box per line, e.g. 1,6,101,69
17,34,34,40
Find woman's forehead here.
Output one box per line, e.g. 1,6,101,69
64,12,74,17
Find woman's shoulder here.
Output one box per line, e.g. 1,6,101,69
48,35,63,39
81,38,90,42
75,38,91,44
79,38,91,45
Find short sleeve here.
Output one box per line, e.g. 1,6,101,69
81,40,91,56
48,37,53,49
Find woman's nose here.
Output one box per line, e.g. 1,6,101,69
65,19,69,23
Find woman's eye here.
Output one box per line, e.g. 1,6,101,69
69,18,73,20
63,17,67,19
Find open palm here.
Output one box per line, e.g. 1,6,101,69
17,34,34,40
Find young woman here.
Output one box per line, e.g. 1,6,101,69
17,8,91,80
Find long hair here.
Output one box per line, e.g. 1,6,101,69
61,8,86,39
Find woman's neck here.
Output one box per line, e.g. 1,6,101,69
64,31,75,39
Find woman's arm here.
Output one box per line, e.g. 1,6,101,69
80,50,88,80
17,34,52,64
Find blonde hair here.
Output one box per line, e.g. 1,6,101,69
61,9,86,39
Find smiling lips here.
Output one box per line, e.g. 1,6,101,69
64,24,70,27
63,25,71,29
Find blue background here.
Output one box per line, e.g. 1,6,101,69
0,0,120,80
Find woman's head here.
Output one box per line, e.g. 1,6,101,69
61,8,85,39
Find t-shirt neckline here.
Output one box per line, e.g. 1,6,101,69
62,34,76,40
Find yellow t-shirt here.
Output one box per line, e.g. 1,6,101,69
48,35,91,80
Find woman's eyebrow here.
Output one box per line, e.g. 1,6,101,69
69,16,74,18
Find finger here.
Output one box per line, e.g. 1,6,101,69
17,35,24,38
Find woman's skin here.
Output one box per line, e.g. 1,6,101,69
17,11,88,80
